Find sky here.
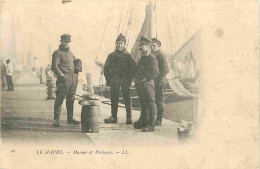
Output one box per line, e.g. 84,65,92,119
0,0,199,84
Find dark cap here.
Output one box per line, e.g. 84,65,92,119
116,33,126,43
151,38,161,47
139,36,152,45
60,34,71,42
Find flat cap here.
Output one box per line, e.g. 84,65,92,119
139,36,152,45
60,34,71,42
151,38,161,47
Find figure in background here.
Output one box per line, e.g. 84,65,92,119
103,33,136,124
5,59,14,91
1,60,6,91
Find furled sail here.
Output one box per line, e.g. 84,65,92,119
131,2,156,62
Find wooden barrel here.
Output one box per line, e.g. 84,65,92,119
81,104,100,133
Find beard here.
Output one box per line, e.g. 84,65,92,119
143,50,151,56
116,47,125,51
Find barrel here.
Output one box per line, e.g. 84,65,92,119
81,104,100,133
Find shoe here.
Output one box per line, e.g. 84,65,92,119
154,120,162,126
104,116,117,123
134,118,142,125
126,117,132,124
52,120,60,127
143,126,155,132
67,119,80,125
133,122,145,129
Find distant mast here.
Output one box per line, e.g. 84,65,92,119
10,14,17,69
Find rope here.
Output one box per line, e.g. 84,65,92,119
170,11,180,48
154,0,158,38
117,4,125,36
125,0,135,49
123,1,131,35
176,3,193,52
95,4,113,62
166,12,174,53
101,100,140,111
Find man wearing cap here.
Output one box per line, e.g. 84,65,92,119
133,36,159,132
51,34,81,127
150,38,169,126
104,33,136,124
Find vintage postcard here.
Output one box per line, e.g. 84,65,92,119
0,0,258,168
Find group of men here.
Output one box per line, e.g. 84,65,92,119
1,59,14,91
103,33,169,132
50,33,169,132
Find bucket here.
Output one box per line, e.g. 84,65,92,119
81,104,100,133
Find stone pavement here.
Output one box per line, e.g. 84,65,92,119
1,73,179,146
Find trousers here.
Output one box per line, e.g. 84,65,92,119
110,81,132,119
155,80,165,121
6,75,13,91
54,73,78,120
135,80,157,127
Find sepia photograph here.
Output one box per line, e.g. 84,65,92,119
0,0,258,168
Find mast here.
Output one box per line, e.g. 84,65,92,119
131,2,156,62
10,14,17,69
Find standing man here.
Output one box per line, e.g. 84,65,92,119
133,36,159,132
51,34,80,127
1,60,6,91
5,59,14,91
104,33,136,124
150,38,169,126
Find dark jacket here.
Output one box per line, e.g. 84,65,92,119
74,59,82,74
104,49,136,86
51,44,76,77
154,50,169,82
135,53,159,82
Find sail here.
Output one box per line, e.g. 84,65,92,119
131,2,156,62
129,2,200,98
167,31,200,97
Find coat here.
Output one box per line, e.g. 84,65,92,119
104,49,136,86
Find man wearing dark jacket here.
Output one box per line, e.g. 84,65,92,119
133,36,159,132
150,38,170,126
51,34,81,127
104,33,136,124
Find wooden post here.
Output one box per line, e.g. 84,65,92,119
85,73,94,94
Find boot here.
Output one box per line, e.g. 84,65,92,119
154,119,162,126
126,117,132,124
134,117,142,125
68,119,80,125
52,119,60,127
143,125,155,132
133,122,145,129
104,116,117,123
66,101,80,125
